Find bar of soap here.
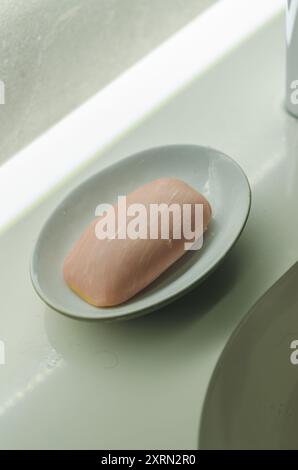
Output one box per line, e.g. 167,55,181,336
63,178,211,307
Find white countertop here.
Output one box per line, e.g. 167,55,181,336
0,11,298,449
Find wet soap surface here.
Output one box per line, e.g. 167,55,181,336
63,177,212,307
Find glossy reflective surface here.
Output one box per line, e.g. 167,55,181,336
200,262,298,449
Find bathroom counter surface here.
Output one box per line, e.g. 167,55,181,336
0,13,297,449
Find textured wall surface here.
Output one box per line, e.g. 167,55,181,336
0,0,215,165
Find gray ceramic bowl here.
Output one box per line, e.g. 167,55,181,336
30,145,251,321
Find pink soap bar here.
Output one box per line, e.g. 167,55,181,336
63,178,211,307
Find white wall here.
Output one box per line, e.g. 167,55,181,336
0,0,215,165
